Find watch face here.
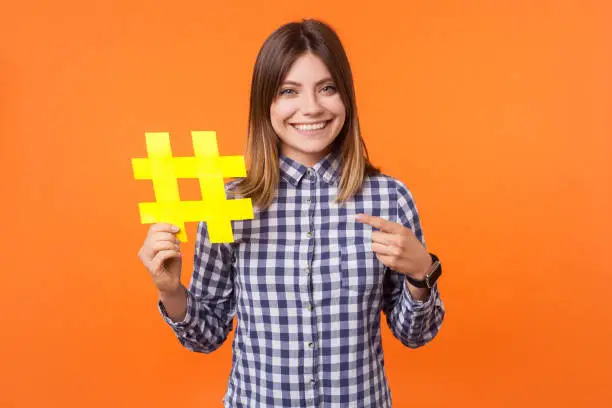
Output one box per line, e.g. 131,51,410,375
426,261,442,288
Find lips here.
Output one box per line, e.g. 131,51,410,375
290,120,330,132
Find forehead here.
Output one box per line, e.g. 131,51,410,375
283,52,333,83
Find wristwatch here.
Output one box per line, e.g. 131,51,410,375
405,253,442,289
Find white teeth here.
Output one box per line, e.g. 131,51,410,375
293,121,327,131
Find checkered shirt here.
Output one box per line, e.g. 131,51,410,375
159,152,445,407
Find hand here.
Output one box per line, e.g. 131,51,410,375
355,214,432,280
138,223,183,294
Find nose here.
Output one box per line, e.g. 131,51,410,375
300,92,324,116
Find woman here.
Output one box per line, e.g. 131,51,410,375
138,18,445,408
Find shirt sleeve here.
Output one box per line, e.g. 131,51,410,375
381,180,445,348
158,220,236,354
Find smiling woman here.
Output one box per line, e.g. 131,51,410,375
137,18,445,408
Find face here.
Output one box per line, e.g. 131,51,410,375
270,52,346,167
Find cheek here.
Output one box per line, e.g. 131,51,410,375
323,97,346,120
270,100,298,125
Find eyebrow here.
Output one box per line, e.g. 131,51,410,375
281,77,335,87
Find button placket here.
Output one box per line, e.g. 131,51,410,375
303,165,319,404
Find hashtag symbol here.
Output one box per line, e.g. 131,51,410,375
131,131,253,243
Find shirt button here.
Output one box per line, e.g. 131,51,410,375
306,231,312,238
307,304,314,311
308,342,315,349
310,377,316,384
306,198,311,204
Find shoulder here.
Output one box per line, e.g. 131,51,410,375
363,171,414,202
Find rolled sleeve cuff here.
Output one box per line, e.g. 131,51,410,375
402,276,439,313
158,289,196,331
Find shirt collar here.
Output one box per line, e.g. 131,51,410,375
279,151,341,187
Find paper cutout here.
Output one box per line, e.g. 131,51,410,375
132,131,253,243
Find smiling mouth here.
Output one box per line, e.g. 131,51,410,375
291,120,330,132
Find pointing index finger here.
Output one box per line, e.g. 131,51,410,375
355,213,403,234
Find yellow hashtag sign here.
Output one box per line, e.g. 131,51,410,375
131,131,253,243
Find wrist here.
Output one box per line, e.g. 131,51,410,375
408,253,433,280
405,253,442,289
159,284,185,302
405,279,431,301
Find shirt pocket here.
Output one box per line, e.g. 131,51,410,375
340,241,386,294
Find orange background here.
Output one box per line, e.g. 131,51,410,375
1,1,611,407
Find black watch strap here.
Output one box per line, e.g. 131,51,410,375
405,253,442,289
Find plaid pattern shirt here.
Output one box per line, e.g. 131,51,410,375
159,152,445,407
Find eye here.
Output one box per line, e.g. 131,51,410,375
321,85,337,94
279,88,296,96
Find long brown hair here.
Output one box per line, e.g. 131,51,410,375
233,19,379,209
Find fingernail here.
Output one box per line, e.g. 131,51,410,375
171,225,179,233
